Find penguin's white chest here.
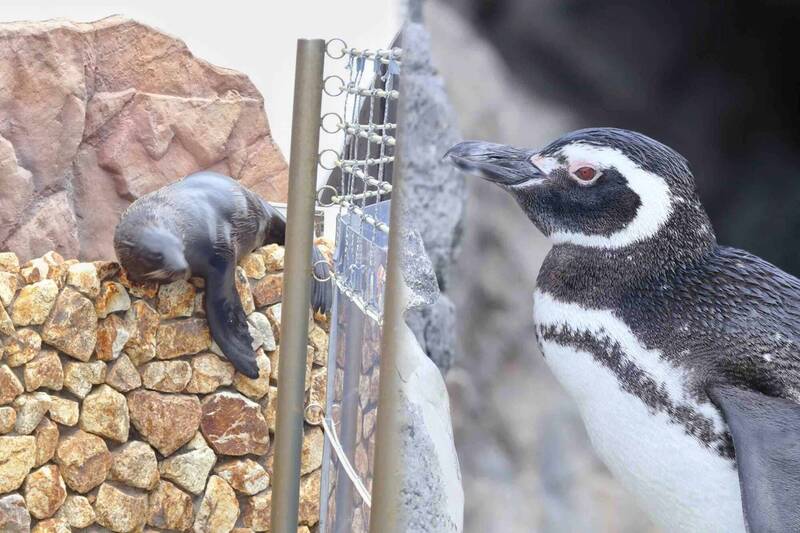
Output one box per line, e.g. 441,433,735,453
533,289,745,533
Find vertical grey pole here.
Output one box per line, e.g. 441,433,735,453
368,102,406,532
271,38,325,533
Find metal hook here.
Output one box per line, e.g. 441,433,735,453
316,185,338,207
325,38,347,59
323,75,345,97
320,112,343,134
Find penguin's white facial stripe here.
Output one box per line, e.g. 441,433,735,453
549,143,673,249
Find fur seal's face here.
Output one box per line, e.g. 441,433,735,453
117,226,189,282
446,128,707,250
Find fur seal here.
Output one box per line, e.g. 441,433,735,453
114,171,332,378
447,128,800,533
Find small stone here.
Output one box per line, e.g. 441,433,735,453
93,261,121,281
95,281,131,319
0,252,20,273
156,318,211,359
33,418,59,467
94,482,148,533
56,495,95,528
4,328,42,367
251,273,283,308
105,354,141,393
242,488,271,531
55,430,111,493
247,312,276,351
298,470,321,526
19,257,48,285
193,476,239,533
185,353,235,394
0,302,14,336
235,266,256,315
128,390,201,456
23,350,63,392
41,287,97,361
63,361,106,399
80,384,129,442
95,314,130,361
159,432,216,495
24,464,67,519
306,367,327,425
308,325,328,366
215,459,269,496
156,280,195,319
66,263,100,298
0,406,16,433
0,494,31,532
11,279,59,326
13,392,52,434
147,480,194,531
265,303,281,342
110,441,159,490
264,386,278,433
201,391,270,456
233,351,270,400
118,269,158,299
259,244,284,271
240,253,266,279
194,292,206,316
0,365,24,405
48,396,79,426
301,427,324,476
0,436,36,493
124,300,159,365
141,360,191,392
31,517,71,533
0,271,19,307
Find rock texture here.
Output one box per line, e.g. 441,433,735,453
0,17,289,262
0,246,327,531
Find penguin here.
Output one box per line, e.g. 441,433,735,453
445,128,800,533
114,171,332,378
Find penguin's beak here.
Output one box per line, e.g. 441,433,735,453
444,141,544,186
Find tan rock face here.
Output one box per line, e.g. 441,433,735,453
0,271,18,308
10,280,58,326
259,244,285,272
0,252,20,273
0,493,31,532
63,360,106,398
251,274,283,308
13,392,52,434
0,364,24,405
23,350,64,392
95,281,131,319
308,325,329,366
200,391,269,456
66,263,100,298
156,318,211,359
0,405,16,433
56,494,95,528
194,476,239,533
248,311,277,352
0,301,14,336
80,384,130,442
41,287,97,361
4,328,43,367
156,280,195,319
215,459,269,496
242,487,271,531
147,480,194,531
110,441,160,491
298,470,321,526
95,313,130,361
240,254,266,279
30,517,71,532
0,17,288,262
55,430,111,493
128,390,201,456
0,436,37,493
236,267,256,315
301,427,324,476
159,432,217,495
186,353,235,394
94,482,148,533
124,300,159,365
33,418,60,467
24,465,67,519
48,396,79,426
105,353,141,392
141,360,191,392
233,351,271,400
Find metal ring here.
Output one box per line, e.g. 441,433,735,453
325,38,347,59
318,149,340,171
304,403,324,426
320,112,343,134
312,260,332,282
316,185,338,207
323,75,345,97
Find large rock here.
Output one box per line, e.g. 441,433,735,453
214,459,270,496
200,391,269,456
123,300,159,365
156,318,211,359
0,436,36,493
63,360,106,398
23,350,64,392
0,17,288,262
33,418,60,467
128,390,201,456
80,384,130,442
41,287,97,361
159,432,217,495
0,494,31,533
55,430,111,493
10,280,59,326
186,353,235,394
23,464,67,519
94,482,148,533
147,480,194,531
0,364,24,405
110,441,160,491
56,494,96,528
194,476,239,533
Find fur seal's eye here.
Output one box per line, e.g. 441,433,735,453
574,166,597,182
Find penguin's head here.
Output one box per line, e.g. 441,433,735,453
446,128,713,251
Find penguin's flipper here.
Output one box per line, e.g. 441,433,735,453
708,385,800,533
311,245,333,315
205,253,259,379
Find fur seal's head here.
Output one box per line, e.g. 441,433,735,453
114,225,189,282
446,128,715,257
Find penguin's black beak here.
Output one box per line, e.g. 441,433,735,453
444,141,544,186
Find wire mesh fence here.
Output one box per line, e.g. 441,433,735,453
315,38,402,533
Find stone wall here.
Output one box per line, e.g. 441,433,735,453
0,245,328,532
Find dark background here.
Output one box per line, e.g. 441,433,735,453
446,0,800,274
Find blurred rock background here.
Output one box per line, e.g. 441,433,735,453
425,0,800,531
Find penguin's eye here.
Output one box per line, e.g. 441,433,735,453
574,166,597,182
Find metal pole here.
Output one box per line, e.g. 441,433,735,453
368,94,406,533
271,38,325,533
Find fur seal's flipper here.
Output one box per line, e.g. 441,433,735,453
205,253,259,379
709,385,800,533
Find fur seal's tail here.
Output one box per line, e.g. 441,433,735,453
205,253,260,379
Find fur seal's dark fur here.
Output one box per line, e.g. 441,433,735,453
114,171,332,378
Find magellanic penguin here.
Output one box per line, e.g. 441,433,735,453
446,128,800,533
